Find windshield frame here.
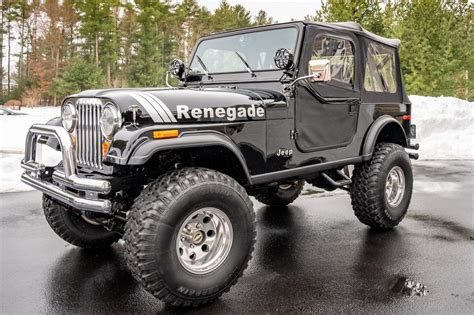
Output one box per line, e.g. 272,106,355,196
187,23,303,83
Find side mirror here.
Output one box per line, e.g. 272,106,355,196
274,48,294,71
308,59,331,82
169,58,185,80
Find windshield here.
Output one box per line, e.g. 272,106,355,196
189,27,298,75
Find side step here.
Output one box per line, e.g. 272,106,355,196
321,170,352,190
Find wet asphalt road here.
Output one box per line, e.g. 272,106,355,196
1,161,473,314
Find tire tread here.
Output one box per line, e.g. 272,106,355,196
350,143,410,229
123,167,256,307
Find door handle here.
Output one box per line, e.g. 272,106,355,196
349,102,358,114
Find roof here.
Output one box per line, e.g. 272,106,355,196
207,21,400,48
307,21,401,47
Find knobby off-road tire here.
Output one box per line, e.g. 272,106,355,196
42,194,120,248
255,180,305,206
350,143,413,229
123,167,256,307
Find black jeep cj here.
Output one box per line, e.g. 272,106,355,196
21,21,418,307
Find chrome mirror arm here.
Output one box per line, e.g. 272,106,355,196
283,74,317,97
165,71,172,88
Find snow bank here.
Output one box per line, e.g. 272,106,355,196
0,153,30,192
410,96,474,160
0,107,60,192
0,97,472,192
0,107,60,152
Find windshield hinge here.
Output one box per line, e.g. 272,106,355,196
290,129,298,140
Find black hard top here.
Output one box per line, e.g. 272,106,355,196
207,21,400,48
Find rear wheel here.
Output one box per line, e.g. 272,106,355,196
255,180,305,206
123,167,256,307
42,194,120,248
350,143,413,229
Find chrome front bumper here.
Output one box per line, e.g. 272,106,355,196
20,124,112,213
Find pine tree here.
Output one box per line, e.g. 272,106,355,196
307,0,386,35
254,10,274,26
213,1,252,32
174,0,212,61
118,1,138,87
129,0,172,87
77,0,120,86
52,57,104,98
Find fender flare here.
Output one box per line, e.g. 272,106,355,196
126,131,253,184
362,115,407,160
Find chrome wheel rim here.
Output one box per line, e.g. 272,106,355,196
176,207,233,274
279,181,298,190
385,166,405,207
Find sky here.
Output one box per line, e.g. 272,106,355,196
2,1,323,73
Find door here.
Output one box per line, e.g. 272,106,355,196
295,29,360,152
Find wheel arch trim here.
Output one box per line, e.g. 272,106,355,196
127,131,253,184
361,115,407,161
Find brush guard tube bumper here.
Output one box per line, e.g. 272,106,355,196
20,124,112,213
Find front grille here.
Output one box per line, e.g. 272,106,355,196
76,98,103,169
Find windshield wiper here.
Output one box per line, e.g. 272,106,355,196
196,55,212,79
234,51,256,78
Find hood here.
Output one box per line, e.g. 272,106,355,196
72,87,286,123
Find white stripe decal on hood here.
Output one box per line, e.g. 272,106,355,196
140,92,175,123
129,92,164,123
143,92,177,122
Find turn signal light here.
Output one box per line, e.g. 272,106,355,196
153,129,179,139
102,141,111,157
71,135,77,147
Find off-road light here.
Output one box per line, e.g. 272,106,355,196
169,58,185,78
274,48,294,71
61,102,77,132
100,103,122,140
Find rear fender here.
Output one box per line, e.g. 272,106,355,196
362,115,407,160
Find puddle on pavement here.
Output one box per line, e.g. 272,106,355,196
392,277,429,297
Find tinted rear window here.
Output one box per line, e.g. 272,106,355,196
364,42,397,93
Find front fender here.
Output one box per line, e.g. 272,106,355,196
108,130,252,184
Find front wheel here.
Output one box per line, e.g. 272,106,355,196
350,143,413,229
43,195,120,248
123,168,256,307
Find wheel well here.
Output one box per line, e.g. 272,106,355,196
142,146,250,186
376,122,408,147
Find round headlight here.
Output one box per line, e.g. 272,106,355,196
100,103,122,139
61,102,77,132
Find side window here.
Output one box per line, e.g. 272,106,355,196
311,36,355,87
364,42,397,93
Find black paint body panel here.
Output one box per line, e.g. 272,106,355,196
63,22,411,187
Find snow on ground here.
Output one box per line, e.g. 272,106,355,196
0,107,60,152
0,96,472,192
